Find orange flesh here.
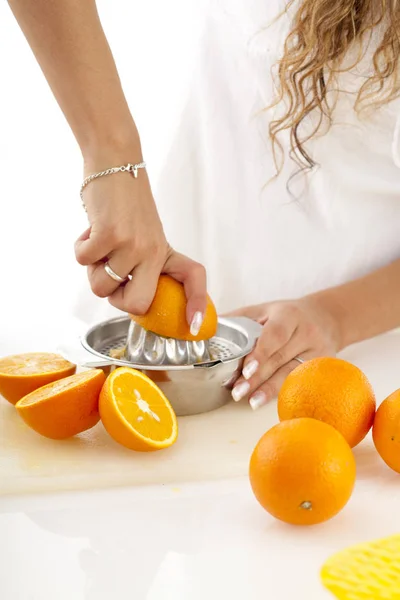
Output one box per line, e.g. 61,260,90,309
111,371,174,442
0,353,74,376
17,370,98,406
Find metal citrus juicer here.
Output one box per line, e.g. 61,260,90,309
60,314,262,417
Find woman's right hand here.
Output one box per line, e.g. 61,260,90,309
74,149,207,336
7,0,207,327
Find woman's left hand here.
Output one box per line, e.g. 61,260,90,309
226,296,342,410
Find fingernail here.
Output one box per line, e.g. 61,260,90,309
190,312,204,336
232,381,250,402
242,359,259,380
249,391,268,411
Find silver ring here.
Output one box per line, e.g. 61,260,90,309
293,356,305,364
104,261,128,283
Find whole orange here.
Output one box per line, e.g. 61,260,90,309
130,274,218,341
373,389,400,473
249,418,356,525
278,357,376,448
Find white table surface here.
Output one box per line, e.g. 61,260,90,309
1,322,400,600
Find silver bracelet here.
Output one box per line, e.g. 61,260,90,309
80,161,146,211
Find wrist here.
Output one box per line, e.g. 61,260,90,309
80,122,143,172
306,288,351,352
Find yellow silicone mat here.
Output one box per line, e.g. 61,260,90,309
321,534,400,599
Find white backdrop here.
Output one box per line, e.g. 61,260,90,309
0,0,207,353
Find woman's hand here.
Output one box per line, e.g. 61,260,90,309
74,150,207,335
6,0,208,334
226,295,341,410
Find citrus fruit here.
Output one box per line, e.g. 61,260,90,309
129,274,217,341
0,353,76,405
16,369,105,439
249,418,356,525
373,389,400,473
278,357,376,448
99,367,178,452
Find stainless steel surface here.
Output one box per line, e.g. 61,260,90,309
126,321,212,366
79,316,262,416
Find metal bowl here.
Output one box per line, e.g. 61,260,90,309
68,316,261,417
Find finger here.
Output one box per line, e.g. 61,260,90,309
76,227,91,242
233,335,308,403
87,249,141,298
223,304,268,324
248,360,302,410
108,261,160,315
232,336,306,403
239,308,299,383
86,261,120,298
164,251,208,336
74,227,113,266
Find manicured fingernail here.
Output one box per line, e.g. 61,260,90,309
249,391,268,411
190,312,203,336
232,381,250,402
242,359,259,380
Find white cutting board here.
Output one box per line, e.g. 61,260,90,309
1,331,400,497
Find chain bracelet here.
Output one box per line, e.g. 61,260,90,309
80,161,146,211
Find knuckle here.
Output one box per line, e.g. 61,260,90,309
183,259,205,278
127,298,151,316
256,336,271,359
75,249,89,266
74,243,91,266
315,341,330,356
271,349,286,369
261,381,277,400
269,321,289,345
148,247,165,265
95,227,117,248
106,229,120,247
129,243,143,259
109,221,139,248
192,261,206,275
112,229,131,248
303,320,320,339
128,239,161,261
282,303,300,319
90,279,109,298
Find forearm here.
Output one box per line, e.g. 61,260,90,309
311,258,400,350
7,0,139,158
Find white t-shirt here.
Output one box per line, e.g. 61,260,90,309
75,0,400,322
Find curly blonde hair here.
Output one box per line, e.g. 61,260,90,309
270,0,400,172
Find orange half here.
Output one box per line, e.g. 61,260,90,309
16,369,105,439
0,352,76,405
129,274,218,342
99,367,178,452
